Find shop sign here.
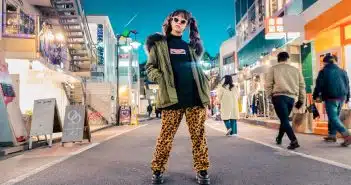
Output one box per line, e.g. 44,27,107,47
119,105,131,124
265,17,285,40
97,24,104,65
62,105,91,143
265,16,302,40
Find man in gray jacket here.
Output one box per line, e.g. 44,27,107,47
265,52,306,150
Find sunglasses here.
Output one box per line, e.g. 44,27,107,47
172,17,188,25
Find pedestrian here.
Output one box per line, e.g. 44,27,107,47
145,9,210,185
217,75,240,136
265,52,306,150
147,104,153,118
313,55,351,146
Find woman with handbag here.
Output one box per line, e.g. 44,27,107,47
217,75,240,136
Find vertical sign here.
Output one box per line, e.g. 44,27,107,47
97,24,104,65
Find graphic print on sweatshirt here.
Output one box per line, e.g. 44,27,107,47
170,48,186,55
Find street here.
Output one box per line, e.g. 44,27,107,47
1,119,351,185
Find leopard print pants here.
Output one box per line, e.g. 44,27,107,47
151,106,210,172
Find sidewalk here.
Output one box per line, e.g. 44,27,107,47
0,117,152,157
0,124,146,185
206,119,351,167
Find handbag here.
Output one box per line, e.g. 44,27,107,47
340,109,351,129
292,111,313,133
307,103,320,119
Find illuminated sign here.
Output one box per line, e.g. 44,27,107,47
97,24,104,65
265,17,285,40
265,17,301,40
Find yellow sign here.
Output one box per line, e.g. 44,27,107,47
130,105,139,125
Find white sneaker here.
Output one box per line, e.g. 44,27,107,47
226,128,232,136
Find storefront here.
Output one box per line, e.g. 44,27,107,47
304,0,351,125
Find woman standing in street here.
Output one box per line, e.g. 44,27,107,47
145,9,211,185
217,75,240,136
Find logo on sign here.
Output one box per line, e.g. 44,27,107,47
66,110,82,137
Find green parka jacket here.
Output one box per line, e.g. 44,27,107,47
145,33,210,109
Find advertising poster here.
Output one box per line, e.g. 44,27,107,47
0,61,27,145
119,105,131,124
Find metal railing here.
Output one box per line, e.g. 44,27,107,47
75,0,97,64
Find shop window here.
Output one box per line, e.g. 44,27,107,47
3,2,36,37
257,0,265,28
223,54,235,65
248,3,257,35
271,0,279,16
266,0,289,17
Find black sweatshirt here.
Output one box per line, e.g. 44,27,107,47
164,34,202,110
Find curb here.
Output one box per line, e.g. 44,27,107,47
0,122,148,158
239,119,281,130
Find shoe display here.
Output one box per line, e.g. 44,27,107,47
196,170,210,185
323,136,337,143
287,141,300,150
152,170,164,184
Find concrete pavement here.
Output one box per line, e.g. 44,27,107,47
206,119,351,168
1,119,350,185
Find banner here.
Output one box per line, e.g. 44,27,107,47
0,61,27,145
119,105,131,124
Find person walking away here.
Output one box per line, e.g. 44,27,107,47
313,55,351,146
217,75,240,136
147,104,153,118
265,52,306,150
145,9,211,185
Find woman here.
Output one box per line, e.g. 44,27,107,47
145,9,210,185
217,75,240,136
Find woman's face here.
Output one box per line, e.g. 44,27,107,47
171,14,188,35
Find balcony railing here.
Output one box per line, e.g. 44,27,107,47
2,12,38,38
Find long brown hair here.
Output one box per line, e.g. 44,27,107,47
162,9,202,55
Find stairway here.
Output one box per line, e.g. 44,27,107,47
62,81,83,104
51,0,96,77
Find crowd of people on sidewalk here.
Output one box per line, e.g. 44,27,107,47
144,8,351,185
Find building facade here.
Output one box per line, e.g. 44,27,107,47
87,16,117,83
234,0,351,134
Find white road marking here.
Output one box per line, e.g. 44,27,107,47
1,124,148,185
206,123,351,171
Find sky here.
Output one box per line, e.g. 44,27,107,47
83,0,235,63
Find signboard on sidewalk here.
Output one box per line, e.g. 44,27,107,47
30,98,62,136
119,105,131,124
62,105,91,143
29,98,62,149
0,61,28,147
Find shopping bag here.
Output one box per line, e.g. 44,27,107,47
340,109,351,129
307,103,320,119
292,113,313,133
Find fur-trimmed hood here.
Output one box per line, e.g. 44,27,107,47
145,33,166,53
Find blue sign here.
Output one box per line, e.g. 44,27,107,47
97,24,104,65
